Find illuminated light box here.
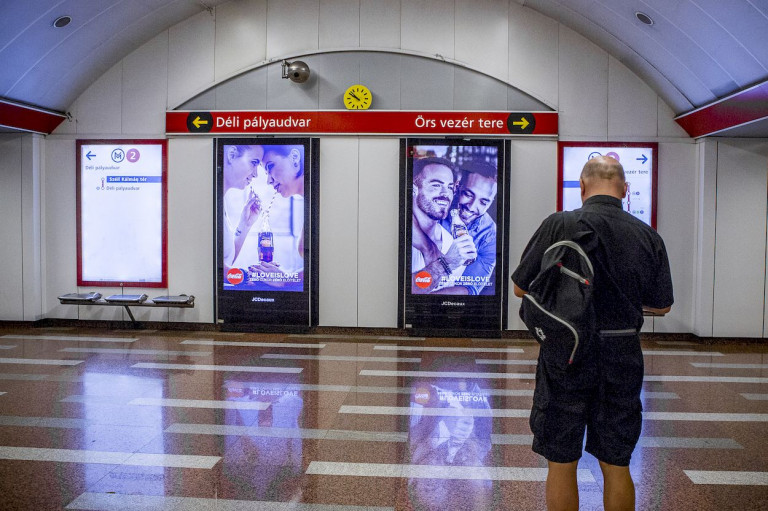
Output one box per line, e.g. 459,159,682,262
558,142,658,229
76,140,167,287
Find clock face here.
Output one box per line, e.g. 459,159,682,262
344,84,372,110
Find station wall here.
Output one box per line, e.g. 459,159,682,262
1,0,764,337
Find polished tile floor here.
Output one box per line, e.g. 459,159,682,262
0,325,766,510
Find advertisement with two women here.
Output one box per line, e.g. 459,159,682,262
216,138,313,327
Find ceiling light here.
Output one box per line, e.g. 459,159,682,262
635,11,654,26
53,16,72,28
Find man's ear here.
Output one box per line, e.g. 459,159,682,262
579,179,586,200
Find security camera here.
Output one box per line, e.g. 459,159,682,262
282,60,310,83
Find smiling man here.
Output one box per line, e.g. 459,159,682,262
437,160,498,295
411,157,477,294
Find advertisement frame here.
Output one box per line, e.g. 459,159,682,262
400,138,509,334
214,137,318,329
75,138,168,288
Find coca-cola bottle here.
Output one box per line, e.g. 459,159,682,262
450,209,475,265
258,216,273,263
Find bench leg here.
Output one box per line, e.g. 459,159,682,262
122,305,140,328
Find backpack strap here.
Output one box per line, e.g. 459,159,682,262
573,212,643,329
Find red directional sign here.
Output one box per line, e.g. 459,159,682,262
166,110,558,136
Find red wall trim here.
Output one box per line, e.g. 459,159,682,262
0,98,66,134
675,81,768,138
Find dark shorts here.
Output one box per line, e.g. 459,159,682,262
529,330,644,466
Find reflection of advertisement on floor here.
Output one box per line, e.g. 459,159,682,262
223,380,304,498
410,143,499,297
407,380,494,510
221,143,305,292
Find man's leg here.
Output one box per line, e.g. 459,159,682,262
546,460,579,511
599,460,635,511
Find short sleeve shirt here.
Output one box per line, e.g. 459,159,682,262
512,195,673,330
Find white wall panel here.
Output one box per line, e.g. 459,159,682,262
42,138,78,319
658,99,689,138
0,136,23,320
215,0,267,82
507,139,558,330
266,0,319,58
713,139,768,337
654,142,697,333
558,25,608,138
75,63,122,135
320,0,360,48
21,135,43,321
319,137,359,326
508,2,559,109
360,0,400,48
357,138,399,327
401,0,455,60
608,57,657,138
692,140,717,336
168,138,215,324
455,0,509,82
122,32,169,135
168,11,215,109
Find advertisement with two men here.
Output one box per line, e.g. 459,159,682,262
410,143,500,296
405,140,507,332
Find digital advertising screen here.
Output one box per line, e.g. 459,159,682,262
402,139,509,333
216,138,316,328
76,139,167,287
558,142,658,228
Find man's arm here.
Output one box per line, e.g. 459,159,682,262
513,282,527,298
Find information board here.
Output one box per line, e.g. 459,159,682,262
558,142,658,228
76,140,167,287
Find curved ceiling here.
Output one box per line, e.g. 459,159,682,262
1,0,766,136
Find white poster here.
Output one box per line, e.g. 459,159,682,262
561,144,655,227
78,141,166,286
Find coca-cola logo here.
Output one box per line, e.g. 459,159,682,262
414,270,432,289
226,268,244,285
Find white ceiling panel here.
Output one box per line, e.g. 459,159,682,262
0,0,766,136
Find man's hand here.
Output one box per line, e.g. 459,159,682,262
443,234,477,270
643,305,671,316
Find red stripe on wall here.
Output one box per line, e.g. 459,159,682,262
0,99,66,134
675,81,768,138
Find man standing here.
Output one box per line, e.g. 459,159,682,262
411,157,477,294
512,156,673,511
438,160,497,295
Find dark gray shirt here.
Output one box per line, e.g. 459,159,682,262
512,195,673,330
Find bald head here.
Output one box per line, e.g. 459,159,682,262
580,156,627,201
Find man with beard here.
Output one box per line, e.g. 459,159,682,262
411,157,477,294
438,161,498,295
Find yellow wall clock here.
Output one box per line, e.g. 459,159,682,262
343,84,372,110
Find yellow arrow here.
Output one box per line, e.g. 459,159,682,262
512,117,529,130
192,116,209,129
